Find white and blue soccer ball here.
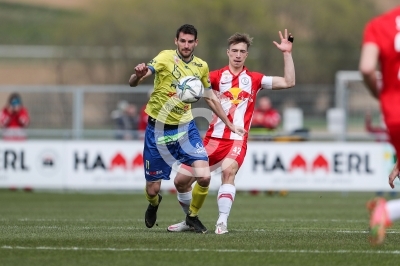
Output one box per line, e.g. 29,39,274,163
176,76,204,103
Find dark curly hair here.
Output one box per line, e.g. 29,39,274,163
176,24,198,39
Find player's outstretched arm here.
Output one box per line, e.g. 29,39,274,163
271,29,295,90
359,43,380,99
129,63,152,87
203,88,246,136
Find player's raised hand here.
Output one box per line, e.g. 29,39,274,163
134,63,149,79
273,29,293,53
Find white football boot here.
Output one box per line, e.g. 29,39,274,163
167,221,194,232
215,223,228,235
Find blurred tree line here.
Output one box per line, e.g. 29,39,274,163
0,0,389,84
58,0,381,84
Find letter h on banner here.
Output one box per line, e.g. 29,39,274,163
253,153,267,172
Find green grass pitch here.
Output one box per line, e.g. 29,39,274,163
1,190,399,265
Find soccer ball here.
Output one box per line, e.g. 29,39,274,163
176,76,204,103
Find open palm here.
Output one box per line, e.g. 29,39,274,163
273,29,293,53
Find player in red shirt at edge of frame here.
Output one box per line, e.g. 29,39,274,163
359,6,400,245
167,29,295,234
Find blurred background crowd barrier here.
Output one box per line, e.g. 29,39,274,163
0,75,382,142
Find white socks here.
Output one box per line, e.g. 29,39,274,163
177,191,192,215
216,184,236,226
386,198,400,222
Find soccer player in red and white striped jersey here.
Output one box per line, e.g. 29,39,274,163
167,29,295,234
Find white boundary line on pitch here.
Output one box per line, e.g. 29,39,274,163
0,218,368,223
2,246,400,254
1,225,399,234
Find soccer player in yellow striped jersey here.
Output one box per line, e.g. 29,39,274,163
129,24,246,233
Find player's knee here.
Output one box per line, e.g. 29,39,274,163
221,168,236,184
174,178,188,192
196,175,211,187
174,172,193,192
146,182,161,196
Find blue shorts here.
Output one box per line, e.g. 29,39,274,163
143,118,208,182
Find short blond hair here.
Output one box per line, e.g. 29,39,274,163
228,33,253,49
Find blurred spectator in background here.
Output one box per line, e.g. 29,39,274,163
138,89,153,139
111,100,139,140
251,96,281,130
0,93,30,140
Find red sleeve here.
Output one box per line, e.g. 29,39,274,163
362,19,379,45
254,72,266,92
0,108,11,127
209,70,220,91
17,108,30,127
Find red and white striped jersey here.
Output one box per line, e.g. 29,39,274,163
205,66,273,140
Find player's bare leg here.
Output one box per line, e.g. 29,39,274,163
169,160,210,233
167,168,196,232
215,158,239,234
174,167,196,213
185,160,210,233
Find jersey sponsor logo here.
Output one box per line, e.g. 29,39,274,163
241,77,250,85
146,170,163,176
164,103,189,115
195,142,206,154
157,131,187,145
172,64,181,79
192,62,203,67
220,87,251,105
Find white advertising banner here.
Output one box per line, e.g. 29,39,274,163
235,142,397,191
65,141,176,190
0,141,397,191
65,141,147,190
0,141,66,189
